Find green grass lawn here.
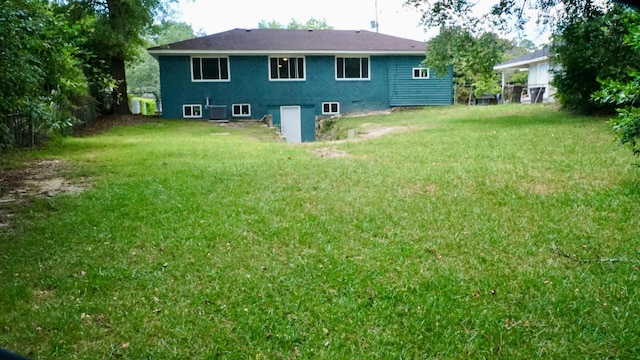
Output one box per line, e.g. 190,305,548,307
1,105,639,359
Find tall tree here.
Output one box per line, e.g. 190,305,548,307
405,0,640,113
1,0,88,147
593,10,640,157
426,27,511,98
404,0,612,33
126,20,200,99
551,4,640,113
61,0,177,115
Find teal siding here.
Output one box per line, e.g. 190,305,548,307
388,57,453,106
300,106,316,142
158,54,452,121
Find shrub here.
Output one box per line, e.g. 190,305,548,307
592,11,640,158
552,5,640,114
129,97,157,116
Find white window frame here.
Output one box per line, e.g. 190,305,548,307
191,56,230,82
322,102,340,115
413,67,430,79
269,56,306,81
336,56,370,81
183,104,203,119
232,103,251,117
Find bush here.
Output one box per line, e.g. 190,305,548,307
591,11,640,158
141,99,156,115
552,5,640,114
129,97,157,116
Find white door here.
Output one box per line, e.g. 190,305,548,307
280,106,302,143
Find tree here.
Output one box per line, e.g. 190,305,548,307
258,18,333,30
404,0,612,34
425,27,511,99
593,11,640,156
60,0,177,115
551,5,640,113
500,39,537,85
1,0,89,148
405,0,640,113
126,20,200,99
258,20,284,29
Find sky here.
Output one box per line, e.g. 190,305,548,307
172,0,550,45
173,0,433,41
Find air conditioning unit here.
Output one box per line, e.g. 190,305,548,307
209,105,227,121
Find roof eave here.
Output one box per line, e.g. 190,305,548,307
493,56,549,70
148,49,426,56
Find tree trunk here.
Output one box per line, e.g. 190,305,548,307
110,56,131,115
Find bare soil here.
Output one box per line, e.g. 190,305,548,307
75,114,158,137
311,123,436,158
0,159,90,231
0,114,147,230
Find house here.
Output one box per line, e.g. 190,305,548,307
493,47,556,103
148,29,453,142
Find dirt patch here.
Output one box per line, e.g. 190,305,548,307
357,124,410,140
522,183,560,195
76,114,159,137
312,124,436,158
0,160,90,231
312,148,348,158
217,121,264,129
359,123,441,140
399,183,438,197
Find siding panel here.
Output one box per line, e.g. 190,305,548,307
388,57,453,106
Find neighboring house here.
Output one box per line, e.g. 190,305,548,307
148,28,453,142
493,47,557,103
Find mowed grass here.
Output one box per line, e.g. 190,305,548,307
1,105,639,359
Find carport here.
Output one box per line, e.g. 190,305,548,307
493,47,556,104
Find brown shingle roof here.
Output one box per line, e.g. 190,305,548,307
148,28,426,55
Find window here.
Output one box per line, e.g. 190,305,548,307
322,102,340,115
336,57,369,80
183,104,202,118
232,104,251,117
413,67,430,79
192,57,229,81
269,57,305,80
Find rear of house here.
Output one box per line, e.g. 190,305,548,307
149,29,453,142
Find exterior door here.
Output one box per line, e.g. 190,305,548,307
280,106,301,143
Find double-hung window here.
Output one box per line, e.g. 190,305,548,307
269,57,305,80
336,57,369,80
192,57,229,81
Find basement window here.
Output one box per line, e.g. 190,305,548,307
322,102,340,115
232,104,251,117
413,67,430,79
183,104,202,118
